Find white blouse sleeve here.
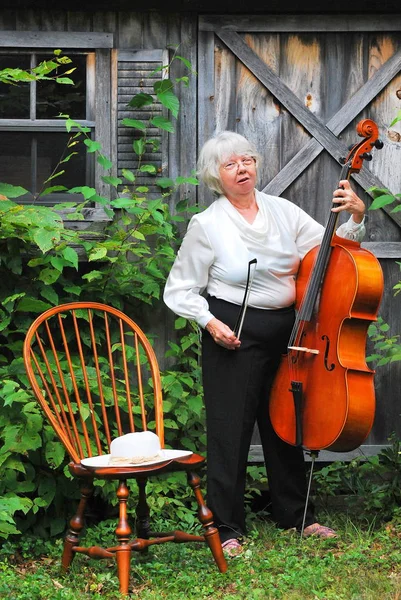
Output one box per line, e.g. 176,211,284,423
163,217,215,328
336,216,366,242
295,205,366,259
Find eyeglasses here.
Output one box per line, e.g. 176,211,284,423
222,157,255,172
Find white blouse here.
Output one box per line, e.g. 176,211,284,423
163,190,365,328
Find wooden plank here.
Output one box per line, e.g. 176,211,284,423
366,34,401,239
110,48,118,200
142,11,167,49
199,14,401,33
118,49,164,62
0,30,113,47
116,11,142,49
277,33,324,222
15,9,40,31
362,242,401,258
0,119,95,130
67,11,92,33
248,444,389,462
236,33,282,191
0,10,16,30
41,10,67,32
168,14,198,209
92,11,117,35
95,48,112,200
197,30,217,206
217,29,401,227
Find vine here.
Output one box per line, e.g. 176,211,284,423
0,49,204,538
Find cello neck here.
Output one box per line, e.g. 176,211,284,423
297,164,349,322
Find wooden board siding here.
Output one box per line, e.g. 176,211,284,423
1,8,401,455
198,15,401,451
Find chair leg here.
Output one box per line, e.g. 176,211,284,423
116,480,132,596
187,471,228,573
136,476,151,539
61,480,94,572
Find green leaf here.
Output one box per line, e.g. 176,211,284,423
369,194,396,210
97,154,113,170
121,118,147,130
62,246,79,270
112,198,138,209
156,177,174,189
163,419,179,430
175,55,193,70
0,183,28,198
32,229,59,253
175,176,199,186
139,164,157,174
84,139,101,153
101,176,122,187
40,286,59,305
68,185,97,200
128,92,154,108
175,317,187,330
133,138,146,156
88,247,108,261
150,116,175,132
389,110,401,127
40,185,68,196
154,79,180,118
16,297,52,313
37,267,61,285
82,270,103,282
56,76,74,84
50,256,66,271
122,169,136,182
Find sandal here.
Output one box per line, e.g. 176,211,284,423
221,538,243,558
303,523,337,539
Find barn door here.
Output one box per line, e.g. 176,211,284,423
198,15,401,458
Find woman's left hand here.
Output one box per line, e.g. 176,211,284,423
331,180,365,224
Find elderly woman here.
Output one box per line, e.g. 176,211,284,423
163,131,366,557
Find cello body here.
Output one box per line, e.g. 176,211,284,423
269,235,384,452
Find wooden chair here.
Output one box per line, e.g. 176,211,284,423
23,302,227,595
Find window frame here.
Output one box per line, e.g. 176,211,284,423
0,31,114,224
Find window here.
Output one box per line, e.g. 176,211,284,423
0,32,113,220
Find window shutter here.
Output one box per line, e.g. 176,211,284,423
117,49,169,196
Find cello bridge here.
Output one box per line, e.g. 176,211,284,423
288,346,319,355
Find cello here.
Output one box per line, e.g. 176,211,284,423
269,119,384,453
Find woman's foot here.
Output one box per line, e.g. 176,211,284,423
303,522,337,538
221,538,243,557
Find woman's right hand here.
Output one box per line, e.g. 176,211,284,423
205,318,241,350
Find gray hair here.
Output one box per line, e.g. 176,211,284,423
197,131,260,195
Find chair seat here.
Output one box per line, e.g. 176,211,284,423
70,453,206,479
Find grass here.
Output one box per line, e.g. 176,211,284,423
1,509,401,600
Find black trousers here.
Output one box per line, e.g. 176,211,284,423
202,296,315,543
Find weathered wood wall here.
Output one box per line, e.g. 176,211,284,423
1,9,401,458
198,16,401,458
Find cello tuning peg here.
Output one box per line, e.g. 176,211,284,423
361,152,373,161
339,157,347,165
374,139,384,149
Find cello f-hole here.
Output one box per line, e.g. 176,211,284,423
322,335,335,371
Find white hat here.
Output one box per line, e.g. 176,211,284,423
81,431,192,468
